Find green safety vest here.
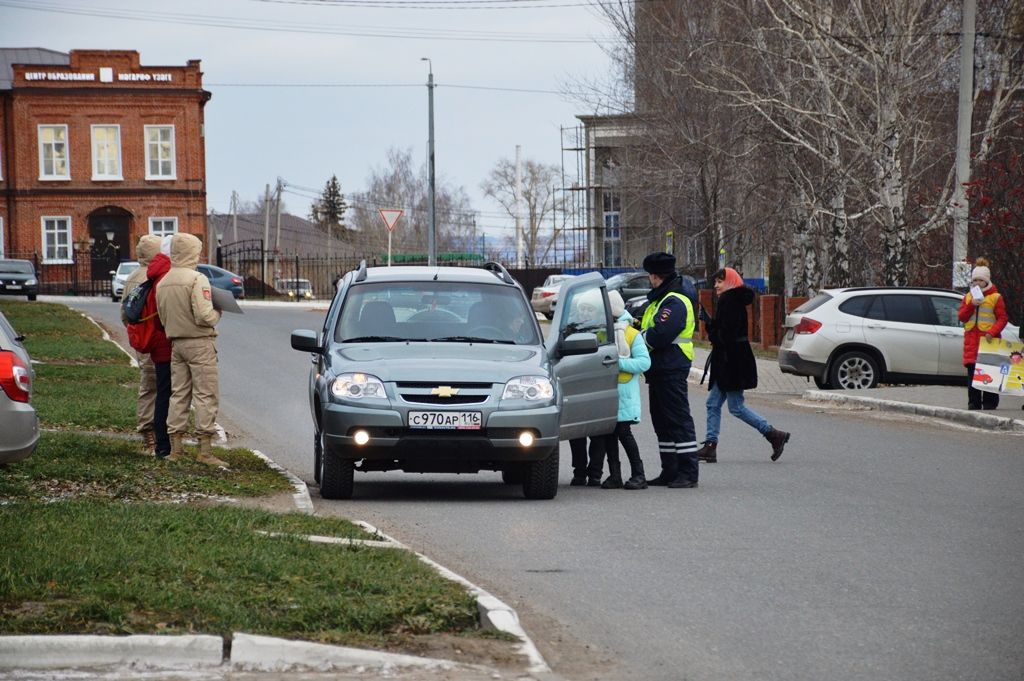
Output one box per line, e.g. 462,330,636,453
641,291,695,361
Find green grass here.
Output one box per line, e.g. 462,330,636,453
0,300,126,363
32,364,139,431
0,502,476,643
0,431,297,501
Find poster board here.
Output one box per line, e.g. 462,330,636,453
972,335,1024,396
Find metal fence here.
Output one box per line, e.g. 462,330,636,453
5,251,116,298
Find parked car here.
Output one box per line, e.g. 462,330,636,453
530,274,575,319
0,259,39,301
110,261,140,301
605,271,652,302
0,309,39,464
777,287,968,390
290,262,618,500
276,277,314,301
623,274,704,321
198,264,246,299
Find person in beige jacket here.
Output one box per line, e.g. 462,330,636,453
155,233,227,467
120,234,164,455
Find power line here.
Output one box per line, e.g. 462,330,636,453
0,0,613,43
208,82,565,94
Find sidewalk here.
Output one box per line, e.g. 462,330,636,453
690,346,1024,432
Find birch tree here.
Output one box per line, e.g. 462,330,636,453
480,158,562,266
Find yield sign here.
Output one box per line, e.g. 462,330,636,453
378,208,403,232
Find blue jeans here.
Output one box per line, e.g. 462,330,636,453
705,383,770,443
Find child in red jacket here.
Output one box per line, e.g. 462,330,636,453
957,257,1009,410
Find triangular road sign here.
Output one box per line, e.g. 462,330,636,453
378,208,403,232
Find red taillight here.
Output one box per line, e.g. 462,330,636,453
541,291,556,298
794,317,822,334
231,277,242,285
0,351,31,403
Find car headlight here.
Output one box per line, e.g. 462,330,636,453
502,376,554,401
25,278,37,286
331,372,386,400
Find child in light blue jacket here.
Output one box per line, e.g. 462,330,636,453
600,291,652,489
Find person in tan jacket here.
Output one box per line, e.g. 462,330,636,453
155,233,227,467
121,234,164,455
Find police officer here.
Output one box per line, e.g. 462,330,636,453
155,233,227,467
640,252,699,488
121,234,167,456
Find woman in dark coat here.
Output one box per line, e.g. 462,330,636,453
697,268,790,463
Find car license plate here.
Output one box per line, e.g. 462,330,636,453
408,411,481,430
786,329,794,340
7,284,21,290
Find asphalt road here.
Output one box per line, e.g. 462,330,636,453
68,299,1024,681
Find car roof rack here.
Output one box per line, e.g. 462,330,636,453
482,261,516,286
354,259,368,283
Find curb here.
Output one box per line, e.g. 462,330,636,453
0,634,223,669
249,448,315,515
801,390,1024,432
229,632,459,672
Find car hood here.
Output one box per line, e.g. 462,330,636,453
0,272,35,282
331,343,546,382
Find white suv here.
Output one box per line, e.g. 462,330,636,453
778,287,966,390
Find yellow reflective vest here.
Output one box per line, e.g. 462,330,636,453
641,291,695,361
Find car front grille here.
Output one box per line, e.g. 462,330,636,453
400,394,487,405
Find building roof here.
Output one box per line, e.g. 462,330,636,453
0,48,69,90
207,212,361,258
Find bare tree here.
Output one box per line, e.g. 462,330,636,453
480,157,562,265
347,148,477,258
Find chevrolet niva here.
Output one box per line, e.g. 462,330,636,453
290,262,619,499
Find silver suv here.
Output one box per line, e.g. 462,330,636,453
778,287,966,389
291,262,619,500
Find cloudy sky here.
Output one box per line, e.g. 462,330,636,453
1,0,620,242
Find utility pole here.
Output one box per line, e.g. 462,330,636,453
274,179,283,283
952,0,977,288
515,145,523,269
262,183,271,293
230,191,239,243
422,57,436,267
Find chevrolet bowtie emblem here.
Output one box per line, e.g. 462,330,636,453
431,386,459,397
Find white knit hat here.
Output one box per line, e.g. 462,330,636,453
971,265,991,286
608,290,625,317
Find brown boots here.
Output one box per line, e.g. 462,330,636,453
164,433,228,468
140,429,156,454
696,441,718,463
197,435,229,468
765,428,790,461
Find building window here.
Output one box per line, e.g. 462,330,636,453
145,125,176,179
38,125,70,180
41,216,72,263
149,217,178,237
602,191,622,266
91,125,122,180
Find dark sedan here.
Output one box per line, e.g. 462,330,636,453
0,259,39,301
197,264,245,299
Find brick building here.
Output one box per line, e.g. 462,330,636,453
0,49,210,293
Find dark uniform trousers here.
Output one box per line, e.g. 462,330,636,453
648,370,699,483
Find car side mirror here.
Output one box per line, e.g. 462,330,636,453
560,332,599,356
290,329,320,353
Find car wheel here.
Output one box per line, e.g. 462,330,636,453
813,375,832,389
27,294,36,302
522,447,559,500
501,464,526,485
313,430,323,485
319,451,354,500
829,350,880,390
111,294,119,302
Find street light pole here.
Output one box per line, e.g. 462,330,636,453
421,57,437,267
952,0,976,287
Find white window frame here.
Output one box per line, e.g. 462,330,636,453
91,124,122,180
148,216,178,237
144,125,176,180
38,124,70,180
41,216,73,264
0,217,5,258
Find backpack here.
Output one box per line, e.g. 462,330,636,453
124,279,161,354
122,278,153,324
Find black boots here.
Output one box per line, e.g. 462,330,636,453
667,451,699,488
765,428,790,461
647,453,677,486
696,441,718,463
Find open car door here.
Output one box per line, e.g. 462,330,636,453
547,272,619,440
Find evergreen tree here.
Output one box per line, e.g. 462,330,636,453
310,175,348,236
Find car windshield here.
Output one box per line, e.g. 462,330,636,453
116,262,139,276
0,261,34,274
336,281,539,345
605,273,631,287
544,275,572,287
793,292,833,314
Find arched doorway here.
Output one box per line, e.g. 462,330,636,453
87,206,133,281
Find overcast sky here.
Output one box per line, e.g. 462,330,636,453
1,0,620,242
